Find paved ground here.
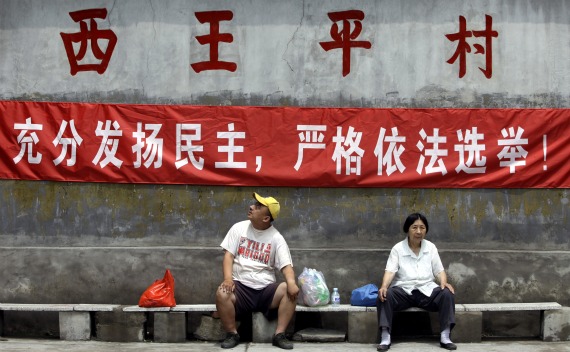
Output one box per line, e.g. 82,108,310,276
0,339,569,352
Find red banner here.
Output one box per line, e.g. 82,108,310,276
0,101,568,188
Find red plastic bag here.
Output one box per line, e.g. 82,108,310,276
138,269,176,307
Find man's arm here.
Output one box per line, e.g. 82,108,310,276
280,264,299,301
220,250,235,293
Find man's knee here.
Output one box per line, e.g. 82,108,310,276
272,283,288,306
216,287,232,303
276,282,288,296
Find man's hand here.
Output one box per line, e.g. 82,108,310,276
220,250,235,294
219,279,235,294
280,265,299,302
286,282,299,302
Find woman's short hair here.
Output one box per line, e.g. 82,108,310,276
403,213,429,233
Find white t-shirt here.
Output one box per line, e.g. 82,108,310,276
220,220,293,290
385,238,445,297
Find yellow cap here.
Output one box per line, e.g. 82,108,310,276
253,192,280,220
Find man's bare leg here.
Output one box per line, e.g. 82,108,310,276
270,282,296,334
216,286,238,333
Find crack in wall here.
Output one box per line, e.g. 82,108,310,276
282,0,305,72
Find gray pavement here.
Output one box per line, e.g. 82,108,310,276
0,339,569,352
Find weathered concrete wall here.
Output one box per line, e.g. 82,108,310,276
1,182,568,250
1,246,569,307
0,0,569,339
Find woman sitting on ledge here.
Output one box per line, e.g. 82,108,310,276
376,213,456,351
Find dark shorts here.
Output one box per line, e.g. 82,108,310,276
233,280,280,320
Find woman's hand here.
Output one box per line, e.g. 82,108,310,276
378,271,395,302
378,287,389,302
441,282,455,294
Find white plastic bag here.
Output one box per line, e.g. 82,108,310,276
297,267,330,306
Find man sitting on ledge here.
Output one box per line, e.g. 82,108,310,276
216,192,299,349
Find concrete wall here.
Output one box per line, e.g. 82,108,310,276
0,0,569,338
2,0,569,105
1,183,568,302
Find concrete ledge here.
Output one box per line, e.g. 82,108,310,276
346,310,482,344
122,303,472,313
122,306,172,312
293,328,346,342
296,304,367,312
454,311,483,343
0,303,75,312
61,307,120,341
121,305,218,342
154,311,186,343
59,311,91,341
0,302,563,343
118,302,563,343
252,312,278,343
121,304,217,312
296,304,467,312
74,304,121,312
171,304,216,312
462,302,562,311
193,315,227,341
542,307,570,341
0,304,121,340
96,310,146,342
348,311,377,343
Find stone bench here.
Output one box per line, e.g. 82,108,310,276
255,304,467,343
121,302,566,343
0,303,120,340
254,302,565,343
462,302,566,342
4,301,562,343
337,302,564,343
121,303,461,343
123,304,218,342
